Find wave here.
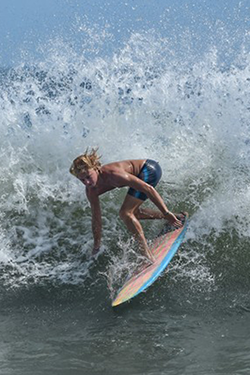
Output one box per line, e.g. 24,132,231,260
0,28,250,293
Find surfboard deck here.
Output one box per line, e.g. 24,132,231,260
112,212,188,307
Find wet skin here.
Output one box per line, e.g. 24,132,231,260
76,160,182,262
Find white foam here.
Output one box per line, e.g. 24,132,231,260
1,28,250,287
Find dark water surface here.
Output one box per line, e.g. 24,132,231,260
1,248,250,375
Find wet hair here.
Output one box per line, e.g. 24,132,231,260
70,148,102,176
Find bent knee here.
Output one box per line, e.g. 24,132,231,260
119,208,133,222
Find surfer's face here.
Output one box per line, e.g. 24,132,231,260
77,168,98,187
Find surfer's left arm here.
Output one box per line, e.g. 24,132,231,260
141,183,182,227
115,172,182,227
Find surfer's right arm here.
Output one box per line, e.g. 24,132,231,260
86,187,102,255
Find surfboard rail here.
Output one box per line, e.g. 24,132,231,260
112,212,188,307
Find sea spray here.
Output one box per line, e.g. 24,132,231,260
0,28,249,293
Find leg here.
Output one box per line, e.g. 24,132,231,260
136,208,185,228
119,194,155,263
135,207,165,220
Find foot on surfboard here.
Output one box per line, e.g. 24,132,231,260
132,257,154,277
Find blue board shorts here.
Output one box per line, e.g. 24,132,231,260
127,159,162,201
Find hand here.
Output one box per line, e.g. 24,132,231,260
92,247,100,256
165,211,183,228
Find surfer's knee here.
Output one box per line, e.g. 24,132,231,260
119,208,133,223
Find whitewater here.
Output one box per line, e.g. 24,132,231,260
0,22,250,375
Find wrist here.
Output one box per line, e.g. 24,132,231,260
92,247,100,255
164,210,170,218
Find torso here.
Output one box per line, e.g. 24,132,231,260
86,159,146,196
104,159,145,176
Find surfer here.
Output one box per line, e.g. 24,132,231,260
70,148,182,263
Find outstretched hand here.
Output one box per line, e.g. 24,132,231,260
92,247,100,256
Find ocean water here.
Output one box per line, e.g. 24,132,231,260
1,5,250,374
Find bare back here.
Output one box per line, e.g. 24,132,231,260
103,159,145,176
87,159,146,196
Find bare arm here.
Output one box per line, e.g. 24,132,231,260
86,187,102,254
142,184,182,226
111,171,182,226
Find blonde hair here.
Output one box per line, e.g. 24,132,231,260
70,148,102,176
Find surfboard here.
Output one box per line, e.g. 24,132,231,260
112,212,188,307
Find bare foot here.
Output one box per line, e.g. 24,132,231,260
145,250,155,264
